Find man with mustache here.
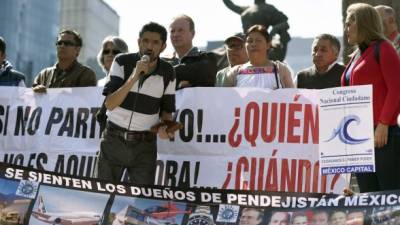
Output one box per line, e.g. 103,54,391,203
96,22,176,184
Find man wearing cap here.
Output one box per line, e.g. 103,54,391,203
215,33,248,87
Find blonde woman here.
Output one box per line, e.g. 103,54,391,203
342,3,400,192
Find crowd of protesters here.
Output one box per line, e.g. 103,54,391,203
0,3,400,194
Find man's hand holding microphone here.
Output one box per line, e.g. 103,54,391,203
128,53,150,86
104,52,151,111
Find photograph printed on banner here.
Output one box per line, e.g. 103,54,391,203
370,206,400,225
109,196,191,225
0,178,33,225
253,208,370,225
28,185,109,225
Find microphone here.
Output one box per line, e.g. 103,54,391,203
138,54,150,89
141,54,150,64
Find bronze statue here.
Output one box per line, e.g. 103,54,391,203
223,0,291,61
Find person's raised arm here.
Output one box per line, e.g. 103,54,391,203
105,59,148,110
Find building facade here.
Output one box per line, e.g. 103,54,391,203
0,0,61,85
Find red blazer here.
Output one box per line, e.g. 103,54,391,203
341,40,400,125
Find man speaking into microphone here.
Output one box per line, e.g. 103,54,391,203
96,22,176,184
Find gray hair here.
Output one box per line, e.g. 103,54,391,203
314,33,341,55
375,5,396,18
97,36,128,72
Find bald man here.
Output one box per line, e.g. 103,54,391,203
165,14,218,89
375,5,400,55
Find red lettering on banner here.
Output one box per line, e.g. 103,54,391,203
249,157,257,190
228,102,319,147
287,103,302,143
235,157,249,189
228,108,242,147
222,162,233,189
304,104,319,144
278,103,287,143
223,154,336,193
244,102,259,147
281,158,297,192
261,103,277,142
297,159,311,192
265,149,278,191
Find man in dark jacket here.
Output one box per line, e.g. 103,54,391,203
0,37,26,86
32,29,96,92
296,34,344,89
164,15,217,89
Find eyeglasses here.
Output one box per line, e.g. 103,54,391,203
102,49,121,55
56,40,76,47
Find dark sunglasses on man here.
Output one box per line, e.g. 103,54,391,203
102,49,121,55
55,40,76,47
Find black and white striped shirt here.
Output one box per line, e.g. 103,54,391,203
103,53,176,131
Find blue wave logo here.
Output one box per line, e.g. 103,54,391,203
324,115,369,145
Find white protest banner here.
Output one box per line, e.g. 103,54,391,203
157,88,347,193
0,87,103,173
0,86,374,193
318,85,374,175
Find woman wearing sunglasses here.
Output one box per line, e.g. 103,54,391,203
97,36,128,86
96,36,129,133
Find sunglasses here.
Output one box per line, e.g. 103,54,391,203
56,40,76,47
103,49,121,55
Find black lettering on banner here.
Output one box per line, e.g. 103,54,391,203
66,155,79,175
90,107,99,138
155,160,165,185
178,161,192,188
3,154,25,166
0,105,10,136
75,108,89,138
3,153,48,170
45,107,99,138
79,155,96,177
13,154,24,166
177,108,224,143
45,107,63,134
3,153,14,164
14,106,42,136
156,160,201,188
58,108,74,137
54,155,65,174
54,154,97,177
164,160,178,186
27,107,42,135
196,109,203,142
179,109,194,142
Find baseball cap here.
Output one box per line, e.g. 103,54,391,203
224,32,245,44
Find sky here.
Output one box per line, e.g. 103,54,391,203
104,0,343,54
